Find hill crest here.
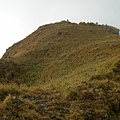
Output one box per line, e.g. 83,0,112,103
3,21,119,60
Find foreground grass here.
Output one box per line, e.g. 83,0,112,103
0,56,120,119
0,78,120,119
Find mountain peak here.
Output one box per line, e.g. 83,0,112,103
3,21,119,60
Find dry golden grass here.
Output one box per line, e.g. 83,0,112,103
0,21,120,119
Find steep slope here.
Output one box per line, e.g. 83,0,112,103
3,21,119,60
2,21,120,85
0,21,120,119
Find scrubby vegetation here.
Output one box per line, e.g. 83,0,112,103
0,21,120,119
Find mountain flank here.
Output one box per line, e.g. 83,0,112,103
0,21,120,119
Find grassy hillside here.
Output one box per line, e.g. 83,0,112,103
2,21,120,84
0,21,120,119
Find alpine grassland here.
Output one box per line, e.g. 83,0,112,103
0,21,120,119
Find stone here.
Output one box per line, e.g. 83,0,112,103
2,116,6,120
12,98,23,105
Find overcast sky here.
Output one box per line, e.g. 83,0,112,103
0,0,120,58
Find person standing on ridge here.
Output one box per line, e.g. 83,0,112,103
105,24,108,30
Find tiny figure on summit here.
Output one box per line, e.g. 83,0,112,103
105,24,108,30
